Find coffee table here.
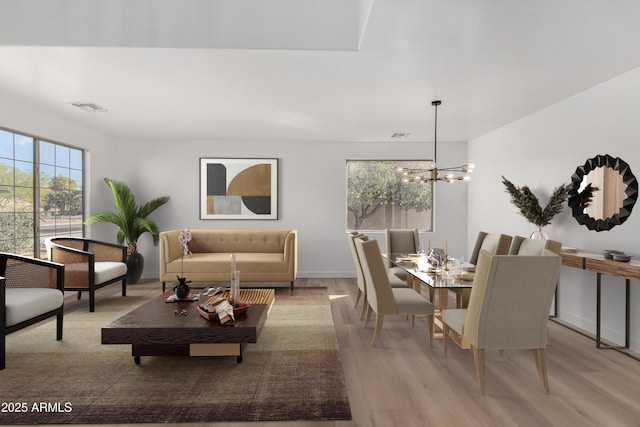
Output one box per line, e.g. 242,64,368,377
101,289,274,364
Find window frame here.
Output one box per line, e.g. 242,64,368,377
346,159,434,232
0,126,85,258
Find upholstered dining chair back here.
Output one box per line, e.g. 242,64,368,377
443,249,562,394
346,232,368,313
385,228,420,255
468,232,512,265
463,249,562,350
346,233,366,290
356,238,397,315
348,233,412,324
385,228,420,279
508,236,562,255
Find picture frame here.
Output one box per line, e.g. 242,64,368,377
200,158,279,220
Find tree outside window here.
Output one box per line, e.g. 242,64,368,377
346,160,433,231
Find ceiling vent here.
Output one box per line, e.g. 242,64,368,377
70,102,107,112
391,132,411,138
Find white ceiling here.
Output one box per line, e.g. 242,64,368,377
1,0,640,143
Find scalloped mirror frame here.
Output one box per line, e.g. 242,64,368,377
568,154,638,232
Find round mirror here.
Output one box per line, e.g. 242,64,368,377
568,154,638,231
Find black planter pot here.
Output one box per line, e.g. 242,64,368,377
174,283,190,299
126,252,144,284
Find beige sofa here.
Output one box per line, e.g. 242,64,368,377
159,229,298,292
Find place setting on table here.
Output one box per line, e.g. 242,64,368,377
387,243,475,287
384,242,476,315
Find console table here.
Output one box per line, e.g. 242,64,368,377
559,251,640,351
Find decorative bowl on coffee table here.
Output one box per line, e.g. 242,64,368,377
197,301,250,321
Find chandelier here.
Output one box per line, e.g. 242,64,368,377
398,100,474,183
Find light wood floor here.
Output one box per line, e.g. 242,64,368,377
55,278,640,427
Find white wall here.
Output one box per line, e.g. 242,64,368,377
101,139,469,280
0,96,469,281
468,66,640,352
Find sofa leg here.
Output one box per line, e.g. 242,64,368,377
122,279,127,297
162,282,166,293
290,281,294,293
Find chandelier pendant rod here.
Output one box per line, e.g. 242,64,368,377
432,99,441,165
397,99,473,184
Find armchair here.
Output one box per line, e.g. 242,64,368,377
48,238,127,312
441,250,562,394
1,253,65,370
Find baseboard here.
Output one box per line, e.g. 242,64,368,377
141,271,356,280
557,311,626,347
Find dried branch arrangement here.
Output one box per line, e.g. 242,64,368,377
502,176,570,227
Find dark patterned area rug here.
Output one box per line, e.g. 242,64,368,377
0,285,351,424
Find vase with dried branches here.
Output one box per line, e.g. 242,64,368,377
174,228,192,299
502,176,570,239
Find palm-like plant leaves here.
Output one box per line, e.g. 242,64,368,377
85,178,170,253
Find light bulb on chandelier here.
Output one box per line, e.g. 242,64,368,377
398,100,474,183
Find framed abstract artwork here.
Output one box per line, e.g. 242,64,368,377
199,158,278,219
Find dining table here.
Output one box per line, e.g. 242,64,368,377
382,253,475,346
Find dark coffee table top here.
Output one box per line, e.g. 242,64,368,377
102,292,268,346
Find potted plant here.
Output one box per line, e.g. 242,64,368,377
502,176,569,239
174,228,192,299
85,177,170,284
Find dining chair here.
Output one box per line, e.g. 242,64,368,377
468,231,513,265
441,249,562,394
508,236,562,255
508,236,562,344
346,233,409,321
346,232,368,317
458,231,513,308
355,238,434,347
384,228,420,281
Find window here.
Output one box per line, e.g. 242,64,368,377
346,160,433,231
0,128,84,258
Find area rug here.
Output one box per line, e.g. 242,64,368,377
0,285,352,424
